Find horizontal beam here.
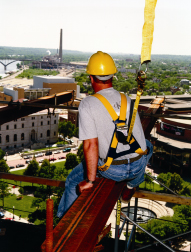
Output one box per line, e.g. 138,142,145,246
0,172,65,188
134,190,191,206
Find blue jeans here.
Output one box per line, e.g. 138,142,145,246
57,139,153,218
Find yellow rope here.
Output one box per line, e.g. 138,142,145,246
141,0,157,65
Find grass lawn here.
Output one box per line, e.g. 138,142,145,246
2,194,36,219
139,181,164,192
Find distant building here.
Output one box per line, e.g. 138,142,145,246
33,76,80,99
0,109,58,152
180,79,190,86
0,76,80,102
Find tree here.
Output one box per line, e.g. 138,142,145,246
0,181,10,207
144,172,153,189
0,160,10,173
58,121,75,140
157,172,184,194
168,173,184,193
38,159,56,179
77,143,84,162
24,160,39,176
0,149,5,160
65,153,79,170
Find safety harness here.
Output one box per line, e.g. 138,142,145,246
93,92,147,172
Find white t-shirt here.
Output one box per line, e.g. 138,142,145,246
79,87,146,160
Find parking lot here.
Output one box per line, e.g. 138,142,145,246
6,146,80,171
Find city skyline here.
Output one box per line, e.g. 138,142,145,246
1,0,191,56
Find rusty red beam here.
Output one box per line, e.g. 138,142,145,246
0,172,65,188
0,91,73,125
41,178,126,252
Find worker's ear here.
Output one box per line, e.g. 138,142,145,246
89,75,94,83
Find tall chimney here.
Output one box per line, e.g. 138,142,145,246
59,29,63,63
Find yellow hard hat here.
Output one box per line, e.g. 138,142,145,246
86,51,117,75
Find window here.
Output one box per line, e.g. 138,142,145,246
47,130,50,137
32,122,34,127
22,124,24,128
21,118,25,121
0,126,1,130
40,133,43,138
0,135,1,143
14,145,17,148
32,117,35,120
4,97,6,100
14,124,17,129
48,121,50,125
54,131,56,136
6,125,9,130
41,121,43,126
41,116,43,119
6,135,9,143
54,120,56,124
22,144,24,147
21,133,24,140
47,115,51,118
14,134,17,141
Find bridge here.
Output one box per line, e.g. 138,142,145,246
0,59,32,71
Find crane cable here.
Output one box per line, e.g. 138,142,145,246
127,0,157,143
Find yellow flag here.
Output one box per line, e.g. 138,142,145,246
141,0,157,65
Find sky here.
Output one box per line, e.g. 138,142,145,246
1,0,191,55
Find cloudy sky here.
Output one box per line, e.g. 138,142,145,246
1,0,191,55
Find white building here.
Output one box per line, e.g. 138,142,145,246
0,109,59,151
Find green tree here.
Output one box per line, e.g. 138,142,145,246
144,172,153,189
24,160,39,176
58,121,75,140
65,153,79,170
0,181,10,207
77,143,84,162
38,159,56,179
0,160,10,173
0,149,5,160
168,173,184,193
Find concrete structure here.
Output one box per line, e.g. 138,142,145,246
0,109,59,151
33,76,80,98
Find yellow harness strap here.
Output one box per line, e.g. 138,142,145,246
93,93,127,171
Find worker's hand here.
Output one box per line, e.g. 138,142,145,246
78,180,94,194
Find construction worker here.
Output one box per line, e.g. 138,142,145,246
57,51,153,218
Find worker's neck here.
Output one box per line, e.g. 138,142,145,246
93,83,113,93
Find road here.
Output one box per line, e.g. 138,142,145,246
6,137,82,171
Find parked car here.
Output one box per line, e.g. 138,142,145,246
24,155,32,159
16,164,25,168
0,212,4,218
9,166,15,169
53,150,61,154
58,156,65,160
49,157,57,161
38,159,44,163
45,151,52,156
63,148,71,152
73,147,78,151
25,160,31,164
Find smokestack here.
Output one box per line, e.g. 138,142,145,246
59,29,62,63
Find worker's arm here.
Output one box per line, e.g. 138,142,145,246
78,137,98,193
